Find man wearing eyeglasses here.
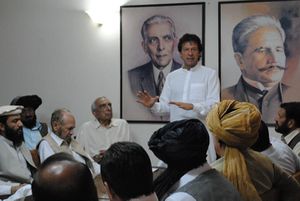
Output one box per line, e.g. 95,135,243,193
76,97,130,163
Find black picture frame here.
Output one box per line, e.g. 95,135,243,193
121,2,205,123
219,0,300,125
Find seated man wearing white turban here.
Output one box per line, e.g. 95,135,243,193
207,100,300,201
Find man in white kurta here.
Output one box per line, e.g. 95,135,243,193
77,118,129,158
150,63,219,122
275,102,300,157
0,105,37,198
76,97,130,163
138,36,219,122
137,34,220,162
38,109,100,177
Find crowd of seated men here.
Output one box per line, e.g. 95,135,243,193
1,95,300,201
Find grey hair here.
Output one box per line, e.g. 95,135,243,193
232,15,285,54
141,15,176,43
51,108,71,129
91,97,106,113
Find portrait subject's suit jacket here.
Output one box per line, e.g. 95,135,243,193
221,76,294,124
0,136,36,184
128,60,181,97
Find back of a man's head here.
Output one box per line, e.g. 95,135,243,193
149,119,209,168
148,119,209,200
101,142,154,201
32,153,98,201
251,120,271,152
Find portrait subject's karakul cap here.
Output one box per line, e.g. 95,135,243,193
0,105,24,117
10,95,42,111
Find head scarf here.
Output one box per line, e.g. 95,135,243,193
0,105,23,117
149,118,209,168
148,119,209,200
206,100,261,201
10,95,42,110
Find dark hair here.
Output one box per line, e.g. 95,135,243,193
178,33,202,52
101,142,154,200
32,153,98,201
0,116,8,125
280,102,300,127
251,120,271,152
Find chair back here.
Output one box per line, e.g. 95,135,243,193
260,188,279,201
293,171,300,183
30,149,41,168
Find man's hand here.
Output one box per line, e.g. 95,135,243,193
11,184,26,194
93,150,106,164
169,101,194,110
136,90,159,108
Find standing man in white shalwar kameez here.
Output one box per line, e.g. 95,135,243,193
137,33,220,163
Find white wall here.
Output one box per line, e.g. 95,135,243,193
0,0,278,164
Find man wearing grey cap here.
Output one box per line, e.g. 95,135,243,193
11,95,49,150
0,105,37,198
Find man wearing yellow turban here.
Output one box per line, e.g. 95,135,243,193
207,100,300,201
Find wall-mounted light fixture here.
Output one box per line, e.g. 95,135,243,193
85,0,128,26
85,9,103,26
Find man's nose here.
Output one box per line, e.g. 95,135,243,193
157,39,165,50
266,49,282,64
187,49,193,55
104,104,112,111
17,120,23,127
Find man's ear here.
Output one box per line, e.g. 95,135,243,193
142,41,148,54
287,119,296,129
104,181,117,201
213,136,225,157
52,121,60,133
234,52,245,70
0,122,5,133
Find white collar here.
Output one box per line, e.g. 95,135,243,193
0,135,14,147
285,128,300,144
50,132,64,146
93,118,117,129
170,162,211,191
261,145,275,155
181,62,201,72
242,76,277,91
129,193,158,201
153,60,173,85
